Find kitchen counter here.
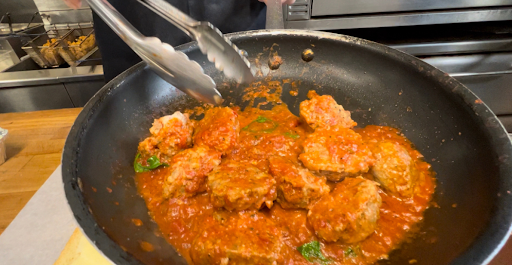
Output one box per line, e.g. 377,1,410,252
0,108,82,234
0,108,510,264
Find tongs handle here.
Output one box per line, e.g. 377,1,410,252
137,0,198,38
87,0,144,47
137,0,254,84
266,0,285,29
86,0,220,105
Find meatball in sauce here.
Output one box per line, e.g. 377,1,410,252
135,89,436,264
207,160,277,211
300,126,375,181
300,90,357,130
162,146,221,198
138,111,193,162
371,141,418,198
193,107,240,155
308,177,382,243
191,212,283,264
269,156,330,209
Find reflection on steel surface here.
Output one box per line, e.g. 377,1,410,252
311,0,512,16
390,39,512,57
286,7,512,30
0,65,104,88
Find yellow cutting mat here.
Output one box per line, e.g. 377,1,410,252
54,228,112,265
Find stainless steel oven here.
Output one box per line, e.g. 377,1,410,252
285,0,512,29
284,1,512,134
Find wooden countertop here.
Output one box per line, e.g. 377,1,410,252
0,108,510,264
0,108,82,235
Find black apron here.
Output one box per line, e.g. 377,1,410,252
93,0,266,82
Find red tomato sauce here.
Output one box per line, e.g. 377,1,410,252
136,105,435,264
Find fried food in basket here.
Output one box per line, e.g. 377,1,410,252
67,34,96,59
40,39,60,65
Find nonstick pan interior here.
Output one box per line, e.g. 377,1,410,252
63,30,512,265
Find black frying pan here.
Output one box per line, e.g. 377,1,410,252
62,30,512,265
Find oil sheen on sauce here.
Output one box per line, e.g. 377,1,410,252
136,83,435,264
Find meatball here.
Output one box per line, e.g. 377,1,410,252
299,127,375,181
194,107,240,155
163,146,221,198
268,156,330,209
371,141,418,198
191,212,283,264
138,112,193,160
207,160,277,211
308,177,382,243
299,90,356,130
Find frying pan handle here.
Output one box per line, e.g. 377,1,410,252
265,0,285,30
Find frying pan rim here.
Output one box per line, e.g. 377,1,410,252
62,29,512,265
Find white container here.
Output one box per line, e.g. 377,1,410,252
0,127,7,165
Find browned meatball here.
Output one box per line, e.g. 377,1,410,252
194,107,240,155
191,212,283,264
371,141,418,198
268,156,330,209
299,90,356,130
308,177,382,243
207,160,277,211
162,146,221,198
138,111,193,161
299,127,375,181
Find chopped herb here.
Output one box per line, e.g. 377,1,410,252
134,153,169,173
344,247,355,257
242,116,279,133
284,132,300,139
255,116,270,123
297,241,330,264
344,246,359,258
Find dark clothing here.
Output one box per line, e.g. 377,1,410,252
93,0,266,81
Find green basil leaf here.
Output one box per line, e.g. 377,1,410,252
255,116,269,123
297,241,330,264
344,246,358,257
146,156,162,169
284,132,300,139
134,154,167,173
242,116,279,133
133,153,149,173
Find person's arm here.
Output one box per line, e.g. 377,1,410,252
63,0,82,9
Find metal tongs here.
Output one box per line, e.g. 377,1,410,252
87,0,254,105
